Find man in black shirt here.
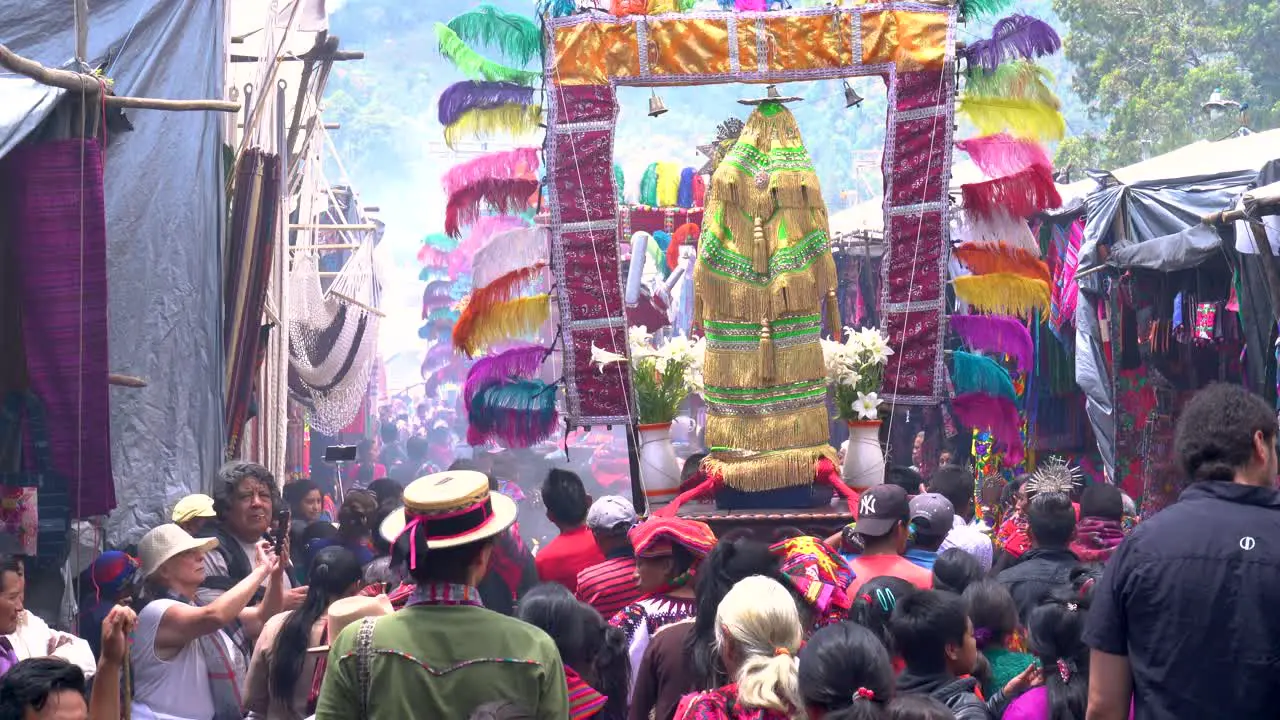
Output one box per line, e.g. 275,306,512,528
1085,383,1280,720
995,491,1078,622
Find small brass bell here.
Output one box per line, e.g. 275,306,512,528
843,80,864,109
648,89,668,117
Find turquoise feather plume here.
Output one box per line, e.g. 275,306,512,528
951,350,1017,402
447,5,542,67
639,163,659,206
614,163,625,203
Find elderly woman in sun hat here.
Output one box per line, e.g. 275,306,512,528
314,470,568,720
130,523,287,720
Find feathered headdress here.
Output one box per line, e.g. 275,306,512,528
1024,456,1082,496
446,5,542,67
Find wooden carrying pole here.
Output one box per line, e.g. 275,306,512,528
0,44,240,112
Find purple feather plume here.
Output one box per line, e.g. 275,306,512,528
463,344,550,407
438,81,536,127
948,314,1033,374
952,392,1024,465
964,14,1061,72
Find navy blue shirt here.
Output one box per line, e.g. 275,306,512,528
1084,482,1280,720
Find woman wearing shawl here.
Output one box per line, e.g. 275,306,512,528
130,524,287,720
1069,483,1128,563
519,584,629,720
78,551,140,659
609,517,716,696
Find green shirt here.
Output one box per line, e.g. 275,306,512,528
982,645,1037,698
315,604,569,720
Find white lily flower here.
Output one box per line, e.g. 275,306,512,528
628,325,654,352
853,391,883,420
589,343,628,372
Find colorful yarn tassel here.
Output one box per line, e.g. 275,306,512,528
473,226,549,290
438,81,535,127
948,314,1033,374
964,14,1061,72
953,242,1051,284
452,293,551,357
639,163,659,206
435,24,541,85
959,96,1064,141
445,178,540,237
669,222,698,270
444,103,543,149
446,5,542,67
961,164,1061,221
656,162,681,207
966,61,1060,110
464,344,550,406
442,148,540,196
467,379,559,449
951,350,1017,403
677,167,695,208
614,164,625,203
956,134,1052,178
953,274,1049,318
957,209,1041,255
951,392,1024,464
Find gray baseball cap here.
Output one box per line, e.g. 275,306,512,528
586,496,637,532
909,493,956,538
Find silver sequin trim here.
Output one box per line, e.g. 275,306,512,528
707,394,826,416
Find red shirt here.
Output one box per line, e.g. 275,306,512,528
535,526,604,593
846,554,933,595
576,554,642,620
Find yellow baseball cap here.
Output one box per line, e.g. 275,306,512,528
171,494,217,524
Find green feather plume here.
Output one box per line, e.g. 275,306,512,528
639,163,659,207
435,24,541,86
951,351,1017,402
961,0,1015,19
446,5,542,67
423,233,458,251
966,61,1060,109
614,164,625,203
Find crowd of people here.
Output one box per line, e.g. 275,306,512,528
0,382,1278,719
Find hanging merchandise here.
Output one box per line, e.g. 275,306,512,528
472,226,550,290
656,162,682,207
438,82,541,149
964,61,1060,109
639,162,659,206
434,24,542,85
445,5,542,67
960,164,1062,221
444,179,540,237
953,243,1051,284
451,294,551,357
677,168,696,208
963,14,1061,71
614,164,625,203
948,314,1034,374
467,380,560,448
463,345,552,407
960,0,1014,20
952,392,1024,464
442,148,540,197
957,209,1041,255
955,133,1051,178
951,351,1017,402
952,274,1049,318
958,97,1065,141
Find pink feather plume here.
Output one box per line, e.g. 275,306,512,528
948,314,1034,374
951,392,1024,465
441,147,541,197
463,344,550,407
955,134,1052,179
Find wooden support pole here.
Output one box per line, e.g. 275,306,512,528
289,243,366,251
0,44,240,112
229,50,365,63
73,0,89,64
289,223,377,231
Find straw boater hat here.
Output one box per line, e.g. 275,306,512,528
378,470,518,550
307,594,393,653
137,524,220,578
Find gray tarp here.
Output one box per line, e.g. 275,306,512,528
1110,223,1224,272
1,0,225,545
1075,129,1280,478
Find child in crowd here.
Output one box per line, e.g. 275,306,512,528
962,581,1036,698
852,576,917,675
798,621,895,720
931,549,982,595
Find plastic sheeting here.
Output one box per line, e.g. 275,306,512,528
0,0,225,545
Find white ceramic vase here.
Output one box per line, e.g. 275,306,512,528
638,422,682,511
843,420,886,490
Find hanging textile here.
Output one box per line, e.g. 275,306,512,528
0,139,114,518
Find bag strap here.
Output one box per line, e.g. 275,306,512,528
355,616,377,720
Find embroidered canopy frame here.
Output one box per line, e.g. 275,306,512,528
545,4,957,426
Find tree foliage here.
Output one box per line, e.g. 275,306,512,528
1052,0,1279,169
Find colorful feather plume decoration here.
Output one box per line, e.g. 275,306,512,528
445,178,540,237
473,226,550,290
737,0,767,8
537,0,578,18
677,167,695,208
467,379,559,449
639,163,659,206
614,164,625,203
951,350,1017,402
656,162,681,207
961,0,1015,20
463,344,550,406
444,104,543,149
421,342,457,377
957,209,1041,255
959,96,1065,141
422,287,454,317
452,293,551,357
649,231,672,277
461,215,528,256
948,314,1033,374
649,0,677,12
966,61,1060,110
953,274,1049,318
435,24,541,86
610,0,648,15
446,5,542,67
669,222,698,270
955,134,1052,178
965,14,1061,72
693,174,707,206
442,148,540,196
953,242,1051,284
952,392,1024,464
438,81,536,126
961,164,1061,221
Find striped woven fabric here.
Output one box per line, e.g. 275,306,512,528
628,517,717,559
566,665,606,719
575,555,641,620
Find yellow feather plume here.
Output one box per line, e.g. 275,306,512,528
958,97,1065,142
452,294,550,357
656,161,681,208
953,273,1049,318
444,103,544,149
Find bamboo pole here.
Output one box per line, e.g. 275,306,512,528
0,44,240,112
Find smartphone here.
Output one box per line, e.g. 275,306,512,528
273,509,291,554
324,444,358,462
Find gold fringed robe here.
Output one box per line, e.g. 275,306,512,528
694,102,838,492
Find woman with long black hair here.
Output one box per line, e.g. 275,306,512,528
244,546,363,720
517,583,629,720
798,622,894,720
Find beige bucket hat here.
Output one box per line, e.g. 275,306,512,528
307,594,394,653
138,523,220,578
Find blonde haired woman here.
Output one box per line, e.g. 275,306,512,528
673,575,804,720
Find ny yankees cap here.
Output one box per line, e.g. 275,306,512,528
852,484,910,538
